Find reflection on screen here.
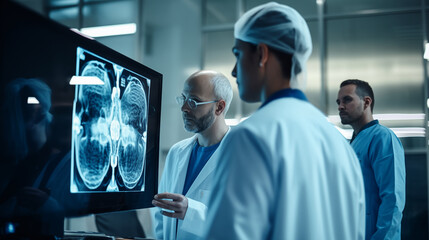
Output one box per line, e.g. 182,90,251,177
71,47,150,193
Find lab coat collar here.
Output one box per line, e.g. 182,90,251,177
185,127,231,196
174,135,198,194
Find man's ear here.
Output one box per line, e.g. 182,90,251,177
256,43,269,68
363,96,372,111
215,100,226,116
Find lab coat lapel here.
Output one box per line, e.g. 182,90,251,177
174,136,197,194
185,128,230,196
185,149,218,196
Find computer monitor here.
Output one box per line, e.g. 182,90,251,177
0,1,162,237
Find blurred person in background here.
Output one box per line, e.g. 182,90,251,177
0,78,64,237
337,79,405,239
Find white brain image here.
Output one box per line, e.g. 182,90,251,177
80,61,112,118
72,49,149,192
75,61,112,189
118,78,147,189
121,78,147,132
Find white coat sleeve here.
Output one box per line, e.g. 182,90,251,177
204,128,275,240
150,207,163,240
180,197,208,237
151,147,177,240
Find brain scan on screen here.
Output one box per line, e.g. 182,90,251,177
71,47,150,193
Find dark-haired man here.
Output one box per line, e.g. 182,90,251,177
204,2,366,240
337,79,406,240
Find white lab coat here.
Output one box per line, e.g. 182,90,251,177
151,129,229,240
204,97,366,240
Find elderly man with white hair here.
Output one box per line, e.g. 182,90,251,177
204,2,366,240
151,70,233,240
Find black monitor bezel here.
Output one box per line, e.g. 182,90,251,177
0,0,162,217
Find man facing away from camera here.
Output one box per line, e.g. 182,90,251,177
204,2,366,240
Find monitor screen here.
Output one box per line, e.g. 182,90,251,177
0,1,162,237
71,47,150,193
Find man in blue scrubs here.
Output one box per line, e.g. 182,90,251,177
337,79,406,239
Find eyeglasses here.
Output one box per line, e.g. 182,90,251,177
176,95,218,109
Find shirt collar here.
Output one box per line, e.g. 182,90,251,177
350,119,379,143
260,88,308,109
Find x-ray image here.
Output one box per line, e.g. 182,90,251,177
71,47,150,193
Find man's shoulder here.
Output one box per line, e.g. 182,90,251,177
363,122,403,153
169,136,196,153
163,136,196,167
221,120,262,151
230,99,326,137
230,114,266,136
368,123,398,141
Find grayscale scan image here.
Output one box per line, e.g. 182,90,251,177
71,47,150,193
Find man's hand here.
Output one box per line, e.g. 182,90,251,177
152,192,188,220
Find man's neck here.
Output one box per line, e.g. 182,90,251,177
260,69,290,103
352,113,374,136
197,118,228,147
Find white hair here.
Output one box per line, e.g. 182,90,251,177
210,72,233,115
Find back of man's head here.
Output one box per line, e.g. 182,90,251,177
234,2,312,88
340,79,375,112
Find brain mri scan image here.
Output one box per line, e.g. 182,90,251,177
71,47,150,192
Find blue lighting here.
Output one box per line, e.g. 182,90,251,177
5,222,15,234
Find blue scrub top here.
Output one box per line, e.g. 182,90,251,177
351,120,405,240
182,141,220,195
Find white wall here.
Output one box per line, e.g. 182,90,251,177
131,1,204,237
141,0,202,174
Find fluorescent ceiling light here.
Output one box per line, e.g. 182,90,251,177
70,28,94,40
329,114,426,138
391,127,425,138
69,76,104,85
328,113,425,123
228,115,424,137
424,43,429,60
334,127,425,139
225,117,249,126
27,97,39,104
335,126,353,139
373,113,425,120
225,118,241,126
79,23,136,38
